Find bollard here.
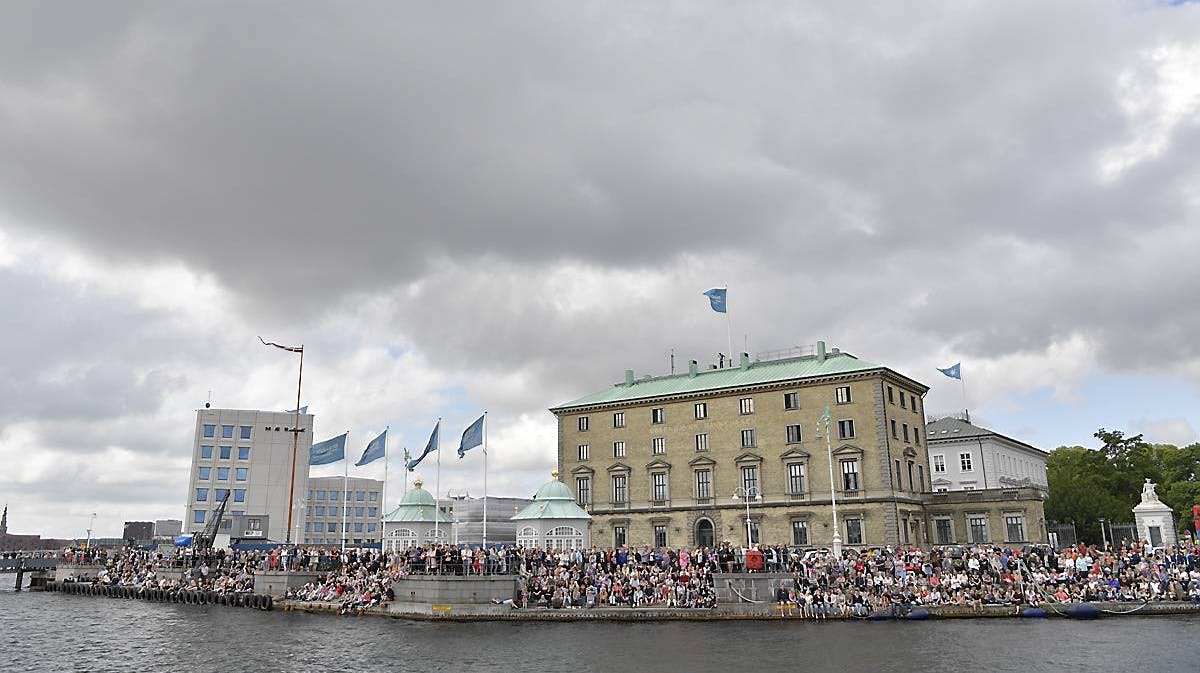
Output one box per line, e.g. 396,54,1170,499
14,561,24,592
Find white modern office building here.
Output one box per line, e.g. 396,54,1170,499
184,408,314,543
925,416,1048,493
302,476,385,546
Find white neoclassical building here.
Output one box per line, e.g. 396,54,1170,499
381,479,456,552
511,473,592,550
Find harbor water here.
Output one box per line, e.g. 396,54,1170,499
2,582,1198,672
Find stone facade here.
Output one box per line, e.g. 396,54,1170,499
551,345,1048,548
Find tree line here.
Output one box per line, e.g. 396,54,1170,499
1045,429,1200,544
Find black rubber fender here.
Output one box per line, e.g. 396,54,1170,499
261,595,273,611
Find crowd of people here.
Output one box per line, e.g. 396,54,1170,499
50,537,1200,616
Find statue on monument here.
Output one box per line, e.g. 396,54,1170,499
1140,478,1158,503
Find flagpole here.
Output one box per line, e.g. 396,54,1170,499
382,427,389,533
824,410,842,557
342,431,349,553
483,411,489,549
403,449,409,497
724,285,733,365
959,369,969,420
435,418,442,542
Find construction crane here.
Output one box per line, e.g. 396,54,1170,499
193,491,232,552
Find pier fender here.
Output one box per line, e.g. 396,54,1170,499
906,608,932,620
1021,607,1048,618
261,595,274,611
250,594,263,609
1066,604,1100,620
867,611,892,621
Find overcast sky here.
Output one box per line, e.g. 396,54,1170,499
2,1,1199,539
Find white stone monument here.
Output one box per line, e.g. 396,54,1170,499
1132,478,1176,548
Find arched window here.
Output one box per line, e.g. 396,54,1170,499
425,528,448,542
695,518,715,548
387,527,417,552
546,525,584,550
517,526,539,549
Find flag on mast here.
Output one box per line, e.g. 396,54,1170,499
309,433,347,466
406,422,440,471
937,363,962,380
356,429,387,466
258,336,303,352
457,415,485,458
702,288,728,313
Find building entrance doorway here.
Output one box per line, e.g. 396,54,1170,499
695,518,714,548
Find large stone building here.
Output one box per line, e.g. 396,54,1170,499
184,408,313,543
302,476,385,546
551,342,1047,549
925,416,1049,493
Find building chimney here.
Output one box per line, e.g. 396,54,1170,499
740,352,750,370
816,340,827,363
688,360,698,378
624,369,635,387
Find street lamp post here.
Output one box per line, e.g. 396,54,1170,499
731,486,762,547
85,512,97,550
817,407,843,557
1098,518,1108,549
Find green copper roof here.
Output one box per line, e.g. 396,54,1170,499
551,352,883,411
381,484,455,524
511,477,592,521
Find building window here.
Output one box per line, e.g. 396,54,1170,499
356,491,365,501
784,392,799,410
614,526,627,547
695,469,712,499
845,519,863,545
792,520,809,546
613,412,625,428
694,402,708,419
935,518,953,544
216,467,229,480
612,475,628,503
741,466,759,493
899,391,907,408
329,506,339,517
739,397,754,415
936,487,948,493
695,433,709,452
368,507,377,517
740,429,756,448
651,407,665,424
578,444,590,461
235,468,248,481
912,398,920,415
915,428,921,445
902,424,910,442
195,488,208,502
654,524,668,548
890,420,898,439
576,477,591,505
1006,516,1026,542
238,446,250,460
200,445,213,459
316,491,326,500
578,416,589,432
960,452,973,471
215,488,229,502
786,424,802,444
918,465,925,492
747,521,761,545
652,473,668,501
835,386,852,404
368,523,377,533
969,516,988,543
788,463,806,495
198,466,211,480
234,489,245,503
370,492,379,501
895,459,903,489
194,510,205,524
932,455,946,473
219,446,232,460
221,425,234,439
354,522,364,533
355,507,365,517
907,461,915,492
202,424,216,438
887,386,895,404
652,437,666,455
613,441,626,458
840,459,859,491
239,425,252,440
838,419,855,439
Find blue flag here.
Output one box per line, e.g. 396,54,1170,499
287,405,309,415
309,433,347,466
703,288,727,313
458,414,485,458
403,447,412,472
355,429,387,467
406,422,439,471
937,363,962,380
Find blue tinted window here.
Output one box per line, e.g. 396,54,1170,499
326,538,335,545
215,489,229,501
316,491,325,500
369,491,378,501
238,446,250,460
356,491,365,501
221,425,234,438
234,489,245,503
194,510,205,524
198,467,211,480
202,424,215,438
367,523,377,533
235,468,248,481
355,507,364,517
329,506,338,517
315,506,325,516
354,522,363,533
368,507,377,517
304,523,310,532
217,467,230,480
239,425,252,440
313,522,323,533
219,446,231,459
195,488,208,502
200,445,213,459
330,491,340,501
231,510,243,517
